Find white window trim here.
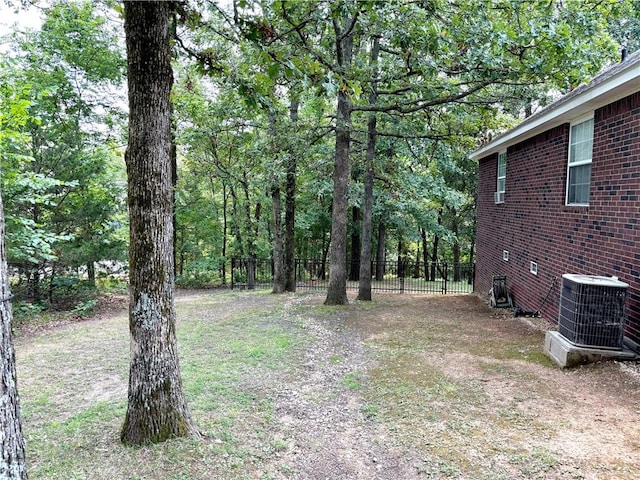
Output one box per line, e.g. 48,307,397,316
530,261,538,275
565,114,594,206
495,151,506,204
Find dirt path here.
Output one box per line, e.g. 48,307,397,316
246,292,640,479
260,294,417,479
15,290,640,479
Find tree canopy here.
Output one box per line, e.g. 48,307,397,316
0,0,637,305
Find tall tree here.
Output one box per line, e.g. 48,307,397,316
284,94,299,292
121,1,198,445
3,0,127,305
357,34,379,301
0,58,28,480
324,3,356,305
0,193,26,480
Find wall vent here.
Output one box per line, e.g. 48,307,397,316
558,274,628,350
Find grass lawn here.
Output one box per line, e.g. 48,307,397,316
14,290,640,479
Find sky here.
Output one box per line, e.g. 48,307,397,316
0,2,43,33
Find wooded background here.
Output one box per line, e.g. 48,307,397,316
2,0,638,308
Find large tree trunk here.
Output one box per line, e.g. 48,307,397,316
357,35,379,301
284,96,298,292
121,1,198,445
0,192,27,479
325,14,355,306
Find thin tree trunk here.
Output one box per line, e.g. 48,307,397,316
240,171,258,289
375,221,385,281
0,190,27,479
221,182,228,284
413,247,420,278
325,13,355,305
229,184,243,256
269,111,285,293
121,1,198,445
421,227,429,281
349,206,360,281
357,35,379,301
430,211,442,282
271,184,284,293
87,261,95,287
284,96,298,292
451,209,461,282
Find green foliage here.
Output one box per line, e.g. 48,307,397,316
13,301,47,321
2,0,127,308
6,0,638,298
71,299,98,316
169,0,633,279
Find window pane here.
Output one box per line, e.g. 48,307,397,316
568,164,591,204
569,118,593,164
497,152,506,193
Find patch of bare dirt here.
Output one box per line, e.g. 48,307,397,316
251,292,640,479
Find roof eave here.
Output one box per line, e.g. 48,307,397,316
469,61,640,161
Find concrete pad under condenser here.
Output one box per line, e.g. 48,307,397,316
544,331,638,368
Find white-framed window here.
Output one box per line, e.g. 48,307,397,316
530,261,538,275
503,250,509,262
566,116,593,206
495,151,506,203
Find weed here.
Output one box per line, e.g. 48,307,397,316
340,370,364,390
360,404,378,419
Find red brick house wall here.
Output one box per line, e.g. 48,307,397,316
476,91,640,346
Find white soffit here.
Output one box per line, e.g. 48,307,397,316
470,58,640,161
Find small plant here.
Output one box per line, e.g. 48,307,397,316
360,404,378,419
72,299,98,316
340,370,364,390
13,301,47,321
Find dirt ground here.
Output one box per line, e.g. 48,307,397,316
17,290,640,479
234,291,640,480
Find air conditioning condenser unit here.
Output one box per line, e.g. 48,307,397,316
558,274,628,350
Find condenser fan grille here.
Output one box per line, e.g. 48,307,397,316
558,274,628,350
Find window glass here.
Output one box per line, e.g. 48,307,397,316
497,151,506,194
567,118,593,205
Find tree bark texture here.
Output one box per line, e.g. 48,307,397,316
349,206,360,281
271,182,284,293
284,97,299,292
357,35,379,302
0,192,27,479
121,1,198,445
375,221,386,281
325,14,354,306
269,111,285,293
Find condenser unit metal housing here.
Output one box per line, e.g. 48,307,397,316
558,274,628,350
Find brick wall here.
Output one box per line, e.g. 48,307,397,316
476,91,640,346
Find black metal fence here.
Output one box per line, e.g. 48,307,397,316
231,258,474,294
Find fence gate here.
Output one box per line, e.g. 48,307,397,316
231,258,474,295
